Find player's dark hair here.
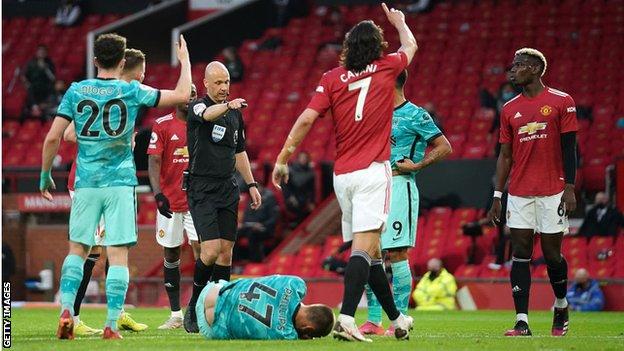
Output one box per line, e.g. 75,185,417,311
94,33,127,69
298,305,334,339
396,69,408,89
123,48,145,73
340,20,388,72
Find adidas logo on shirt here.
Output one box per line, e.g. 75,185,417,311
514,112,522,118
512,285,522,293
171,134,179,141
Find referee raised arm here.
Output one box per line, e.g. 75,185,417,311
183,61,261,333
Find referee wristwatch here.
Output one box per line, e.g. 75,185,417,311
247,182,258,188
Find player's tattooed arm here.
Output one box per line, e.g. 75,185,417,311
272,108,319,189
382,3,417,64
396,135,451,173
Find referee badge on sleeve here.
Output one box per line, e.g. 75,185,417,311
193,103,207,116
212,125,226,142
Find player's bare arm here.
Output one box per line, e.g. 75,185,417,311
487,143,512,224
198,98,247,122
148,154,173,218
235,151,261,210
63,122,77,143
560,131,577,214
272,108,320,188
40,116,71,201
148,154,163,195
382,3,417,64
396,135,452,173
156,35,192,107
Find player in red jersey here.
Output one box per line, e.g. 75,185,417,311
272,3,417,342
63,49,149,335
147,84,202,329
488,48,578,337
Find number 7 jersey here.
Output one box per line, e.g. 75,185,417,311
56,78,160,188
307,51,408,175
212,275,307,340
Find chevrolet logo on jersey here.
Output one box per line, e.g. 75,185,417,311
518,122,547,135
173,146,189,157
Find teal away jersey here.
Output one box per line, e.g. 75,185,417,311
56,78,160,188
390,101,442,175
215,275,306,340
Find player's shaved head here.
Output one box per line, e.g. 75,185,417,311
295,304,334,339
203,61,231,103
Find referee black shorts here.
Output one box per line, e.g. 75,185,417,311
187,176,240,242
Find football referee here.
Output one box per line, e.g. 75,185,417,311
183,61,261,333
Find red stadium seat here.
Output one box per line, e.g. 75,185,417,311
454,264,481,278
243,263,267,276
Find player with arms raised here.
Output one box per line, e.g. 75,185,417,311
195,275,334,340
488,48,577,337
40,33,193,340
63,48,150,336
272,3,417,342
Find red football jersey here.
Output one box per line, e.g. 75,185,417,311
307,51,408,175
147,112,190,212
500,87,578,196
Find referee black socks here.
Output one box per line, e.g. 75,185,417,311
368,259,400,321
510,257,531,315
212,264,231,282
74,253,99,316
339,250,371,317
188,259,214,308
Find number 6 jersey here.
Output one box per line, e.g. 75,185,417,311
212,275,307,340
307,51,407,175
56,78,160,188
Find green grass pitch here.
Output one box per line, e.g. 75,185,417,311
10,308,624,350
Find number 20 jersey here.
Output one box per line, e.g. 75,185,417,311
56,78,160,188
213,275,306,340
307,51,408,175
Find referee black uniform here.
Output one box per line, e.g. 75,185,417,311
186,96,246,242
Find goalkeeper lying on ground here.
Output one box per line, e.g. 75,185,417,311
196,275,335,340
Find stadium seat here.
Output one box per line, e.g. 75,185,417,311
243,263,267,276
454,264,481,278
